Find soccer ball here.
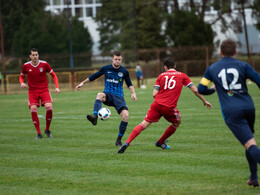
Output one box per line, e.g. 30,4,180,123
98,108,111,120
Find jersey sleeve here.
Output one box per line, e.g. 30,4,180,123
89,66,105,81
198,68,215,95
182,73,192,87
245,63,260,88
45,62,53,73
21,64,27,75
124,70,133,87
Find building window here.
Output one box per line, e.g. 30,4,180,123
75,0,85,4
53,0,61,5
76,8,83,17
86,0,93,4
64,0,72,5
64,8,72,16
86,7,93,17
96,6,101,16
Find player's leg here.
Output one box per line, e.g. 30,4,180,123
30,104,42,139
44,103,53,138
116,109,129,146
157,122,180,148
156,106,181,149
118,120,151,153
112,95,130,146
118,101,160,153
87,92,106,125
246,148,259,187
245,138,260,163
126,120,151,145
244,109,260,164
29,92,42,138
225,111,259,187
41,91,53,138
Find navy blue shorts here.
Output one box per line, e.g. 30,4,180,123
103,93,128,114
225,108,255,145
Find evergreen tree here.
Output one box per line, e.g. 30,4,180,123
95,0,166,53
1,0,93,56
166,10,214,47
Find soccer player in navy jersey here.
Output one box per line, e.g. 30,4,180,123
19,48,60,139
198,39,260,187
118,57,212,153
76,51,137,146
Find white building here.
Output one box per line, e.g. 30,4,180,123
44,0,102,54
44,0,260,54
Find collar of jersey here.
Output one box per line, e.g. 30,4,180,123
30,60,40,67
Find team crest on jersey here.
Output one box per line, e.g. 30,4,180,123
227,90,234,96
118,72,123,77
39,68,43,72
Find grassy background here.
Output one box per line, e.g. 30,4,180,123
0,78,259,194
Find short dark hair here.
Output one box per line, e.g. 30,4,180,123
220,39,236,57
30,48,39,55
113,51,121,56
163,57,175,69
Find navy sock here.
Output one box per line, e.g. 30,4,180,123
117,121,128,140
93,99,102,117
248,145,260,163
246,150,258,180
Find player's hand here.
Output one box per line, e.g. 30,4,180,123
76,82,83,90
211,85,216,91
131,93,137,102
55,88,60,94
21,83,27,88
204,101,212,109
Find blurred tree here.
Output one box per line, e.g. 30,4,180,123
135,0,166,49
1,0,93,56
166,10,214,47
95,0,165,53
1,0,45,55
95,0,123,52
252,0,260,31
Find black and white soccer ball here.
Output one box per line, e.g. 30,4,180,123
98,108,111,120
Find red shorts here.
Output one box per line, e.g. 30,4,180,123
28,90,52,107
144,101,181,123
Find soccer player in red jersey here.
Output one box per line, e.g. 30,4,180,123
118,57,212,153
19,48,60,139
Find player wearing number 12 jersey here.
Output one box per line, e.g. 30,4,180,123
198,39,260,187
118,57,212,153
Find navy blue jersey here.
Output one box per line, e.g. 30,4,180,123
89,64,133,97
199,57,260,118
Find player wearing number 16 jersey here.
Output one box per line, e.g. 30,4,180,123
118,57,212,153
198,39,260,187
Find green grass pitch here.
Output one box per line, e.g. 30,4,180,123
0,78,259,194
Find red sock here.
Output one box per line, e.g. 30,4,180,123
158,124,177,144
31,109,41,134
45,106,53,131
126,124,144,145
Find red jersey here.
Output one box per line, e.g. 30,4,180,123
154,69,192,108
21,60,53,92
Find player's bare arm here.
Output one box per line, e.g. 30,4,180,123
129,86,137,101
76,78,90,90
190,85,212,109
